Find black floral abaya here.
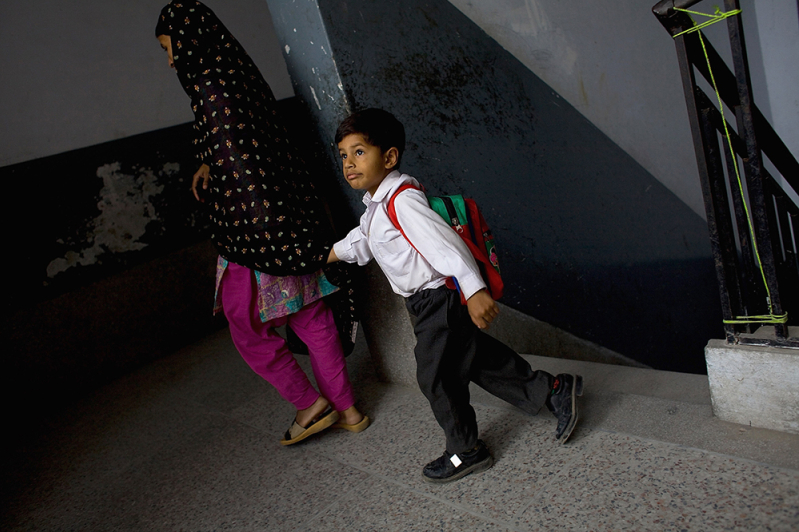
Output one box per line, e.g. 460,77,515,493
156,1,331,275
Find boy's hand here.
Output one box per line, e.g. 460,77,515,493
192,164,211,202
466,289,499,330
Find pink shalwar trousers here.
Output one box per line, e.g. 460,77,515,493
219,262,355,412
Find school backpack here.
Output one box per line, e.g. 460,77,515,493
387,184,503,304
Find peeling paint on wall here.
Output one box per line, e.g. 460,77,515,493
46,162,177,279
265,0,352,165
309,86,322,110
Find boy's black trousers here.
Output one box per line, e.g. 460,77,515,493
406,286,553,455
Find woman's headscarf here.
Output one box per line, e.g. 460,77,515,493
155,1,333,276
155,1,240,97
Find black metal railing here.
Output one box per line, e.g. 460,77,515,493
653,0,799,347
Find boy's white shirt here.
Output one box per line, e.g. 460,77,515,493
333,170,486,299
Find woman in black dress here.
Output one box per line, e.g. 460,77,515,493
155,1,368,444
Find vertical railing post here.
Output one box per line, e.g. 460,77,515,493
698,104,746,342
723,0,787,338
670,25,742,342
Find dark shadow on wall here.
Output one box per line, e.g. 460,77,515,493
5,122,204,309
305,0,723,372
500,256,723,375
2,120,222,431
2,97,354,429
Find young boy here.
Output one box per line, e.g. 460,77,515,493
328,108,582,484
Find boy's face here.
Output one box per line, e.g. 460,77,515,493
337,133,398,196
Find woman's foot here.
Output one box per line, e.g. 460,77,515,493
332,406,370,433
295,396,330,428
338,406,364,426
280,396,339,446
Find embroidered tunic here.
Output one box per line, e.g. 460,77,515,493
213,257,338,322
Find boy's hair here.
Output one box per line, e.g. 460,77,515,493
335,108,406,168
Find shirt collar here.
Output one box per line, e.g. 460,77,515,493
362,170,403,206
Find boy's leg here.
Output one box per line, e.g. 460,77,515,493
286,298,356,413
219,262,319,411
406,287,479,456
470,331,553,416
470,326,582,444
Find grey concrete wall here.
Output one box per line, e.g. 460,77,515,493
0,0,293,167
446,0,799,219
267,0,723,373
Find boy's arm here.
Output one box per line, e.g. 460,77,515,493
331,226,373,265
327,247,339,264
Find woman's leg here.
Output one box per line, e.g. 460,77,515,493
219,262,319,411
286,299,356,413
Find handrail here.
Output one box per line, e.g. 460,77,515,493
654,3,799,198
652,0,705,19
652,0,798,347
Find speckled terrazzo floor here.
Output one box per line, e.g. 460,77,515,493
3,328,798,531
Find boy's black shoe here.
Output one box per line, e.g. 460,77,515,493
546,374,583,443
422,439,494,484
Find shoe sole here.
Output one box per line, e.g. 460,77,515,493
422,455,494,484
558,375,583,445
280,410,339,446
332,415,371,433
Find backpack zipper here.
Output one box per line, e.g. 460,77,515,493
441,196,463,233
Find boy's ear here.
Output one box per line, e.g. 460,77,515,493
383,147,399,169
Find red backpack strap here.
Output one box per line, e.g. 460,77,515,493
464,199,504,300
387,184,422,255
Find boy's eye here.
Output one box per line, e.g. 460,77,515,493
340,153,347,160
355,149,364,156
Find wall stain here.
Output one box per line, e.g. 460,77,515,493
579,76,589,107
46,162,175,278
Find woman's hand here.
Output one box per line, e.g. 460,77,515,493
192,164,211,202
466,289,499,330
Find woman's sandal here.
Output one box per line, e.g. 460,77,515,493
332,415,371,433
280,407,340,446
